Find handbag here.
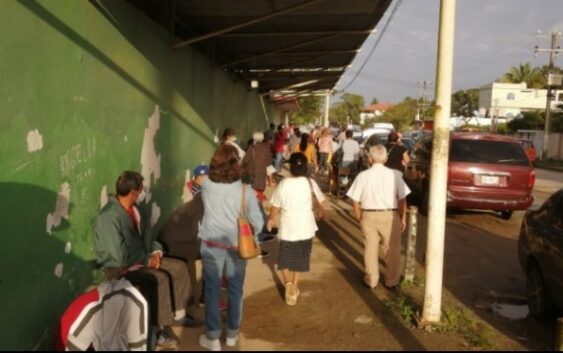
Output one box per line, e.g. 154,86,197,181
238,185,261,259
307,178,323,221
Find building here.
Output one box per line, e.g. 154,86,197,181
478,82,563,119
359,102,393,125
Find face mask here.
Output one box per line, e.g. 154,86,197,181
229,136,238,142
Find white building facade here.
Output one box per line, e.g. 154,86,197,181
478,82,563,119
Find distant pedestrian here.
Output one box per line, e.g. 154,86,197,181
346,145,410,289
293,133,318,175
221,127,245,161
185,164,209,202
267,152,325,305
384,131,410,175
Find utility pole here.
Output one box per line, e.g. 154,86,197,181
417,80,433,120
535,31,562,159
421,0,456,325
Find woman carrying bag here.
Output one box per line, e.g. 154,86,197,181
198,144,264,351
267,152,325,305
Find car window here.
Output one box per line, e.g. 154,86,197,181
450,140,529,166
520,140,533,149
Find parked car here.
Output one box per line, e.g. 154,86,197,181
404,133,535,219
518,139,537,165
518,189,563,319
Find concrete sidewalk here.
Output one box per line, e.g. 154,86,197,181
169,170,530,351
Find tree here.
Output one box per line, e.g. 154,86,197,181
500,63,544,88
370,97,379,105
289,96,323,125
506,110,544,132
380,96,419,131
451,89,479,117
329,92,365,125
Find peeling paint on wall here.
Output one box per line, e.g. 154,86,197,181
54,263,63,278
140,105,161,202
64,242,72,254
150,202,161,227
26,129,43,152
181,170,191,203
46,182,71,235
100,185,108,209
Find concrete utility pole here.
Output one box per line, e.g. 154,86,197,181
535,31,562,159
422,0,456,325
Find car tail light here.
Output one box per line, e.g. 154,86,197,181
528,170,536,189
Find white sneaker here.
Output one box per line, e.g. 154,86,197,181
225,336,239,347
156,331,178,349
199,334,221,351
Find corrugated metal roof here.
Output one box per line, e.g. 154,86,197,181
127,0,393,99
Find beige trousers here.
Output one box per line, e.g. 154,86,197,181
360,211,402,288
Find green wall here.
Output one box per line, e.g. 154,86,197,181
0,0,272,349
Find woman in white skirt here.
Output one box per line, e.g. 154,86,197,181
267,153,325,305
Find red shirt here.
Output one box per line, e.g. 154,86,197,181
274,131,286,153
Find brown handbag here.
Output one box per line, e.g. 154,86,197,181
238,185,261,259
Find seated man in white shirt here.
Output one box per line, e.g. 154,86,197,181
346,145,411,289
339,130,360,170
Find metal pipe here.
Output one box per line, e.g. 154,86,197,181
324,93,330,127
404,206,418,282
422,0,456,324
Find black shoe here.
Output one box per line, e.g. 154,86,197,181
257,234,276,244
173,315,203,328
258,250,271,258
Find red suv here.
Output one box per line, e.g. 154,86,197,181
404,133,535,219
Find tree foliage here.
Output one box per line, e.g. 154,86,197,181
380,96,418,131
329,92,365,125
451,89,479,117
506,110,544,132
290,96,323,125
500,63,544,88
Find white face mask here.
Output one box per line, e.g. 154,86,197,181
229,136,238,142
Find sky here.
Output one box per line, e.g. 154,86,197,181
335,0,563,105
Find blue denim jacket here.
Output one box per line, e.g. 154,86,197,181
199,179,265,247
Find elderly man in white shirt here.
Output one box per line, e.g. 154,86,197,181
346,144,411,289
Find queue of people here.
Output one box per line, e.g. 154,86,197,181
91,123,411,351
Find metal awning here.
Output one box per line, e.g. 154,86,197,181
126,0,392,99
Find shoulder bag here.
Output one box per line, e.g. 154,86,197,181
238,185,261,259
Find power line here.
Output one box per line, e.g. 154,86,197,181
338,0,405,92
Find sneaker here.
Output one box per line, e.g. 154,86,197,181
258,250,271,258
225,335,239,347
257,234,276,244
199,334,221,351
156,330,178,349
173,314,203,328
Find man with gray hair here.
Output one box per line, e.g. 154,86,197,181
346,145,411,289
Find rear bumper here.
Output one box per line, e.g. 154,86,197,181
447,188,534,210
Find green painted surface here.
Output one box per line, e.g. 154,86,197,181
0,0,272,349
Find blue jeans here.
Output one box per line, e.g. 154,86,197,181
201,242,247,340
274,152,284,172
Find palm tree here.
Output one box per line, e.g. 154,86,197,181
501,63,544,88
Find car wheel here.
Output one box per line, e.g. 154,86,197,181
501,210,513,220
526,261,555,319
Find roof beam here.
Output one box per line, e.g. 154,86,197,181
239,49,359,57
172,0,327,49
217,34,342,68
219,29,372,38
